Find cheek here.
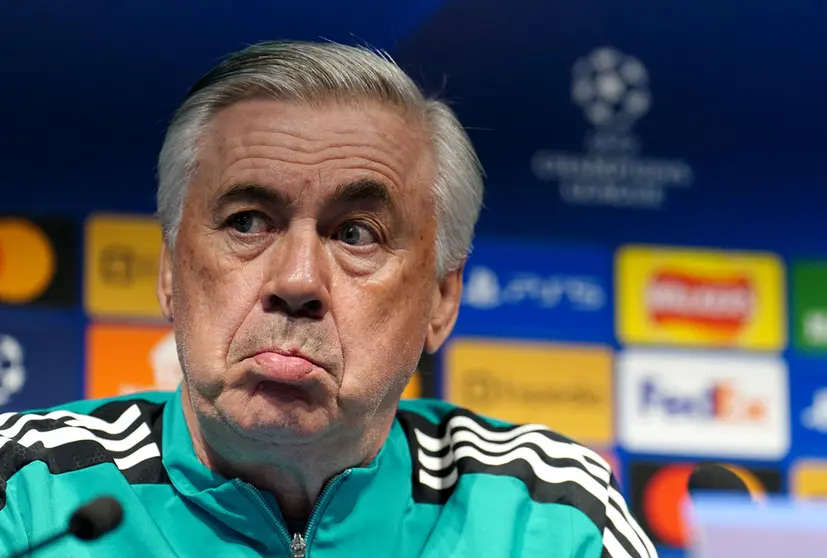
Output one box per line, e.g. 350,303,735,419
336,269,433,398
173,243,259,377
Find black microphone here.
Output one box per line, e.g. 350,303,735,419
7,496,123,557
687,462,752,500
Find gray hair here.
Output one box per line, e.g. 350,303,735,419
156,40,483,276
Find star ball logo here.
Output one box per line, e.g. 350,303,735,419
571,47,650,132
531,47,693,210
0,334,26,406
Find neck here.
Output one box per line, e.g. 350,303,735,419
180,388,394,521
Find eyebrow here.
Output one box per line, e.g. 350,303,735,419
212,183,289,212
329,178,394,212
213,178,397,215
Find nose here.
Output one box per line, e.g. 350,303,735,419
260,222,330,319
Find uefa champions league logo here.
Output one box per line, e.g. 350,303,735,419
531,46,693,210
0,335,26,406
571,47,651,132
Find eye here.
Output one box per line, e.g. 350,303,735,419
226,211,270,234
333,222,378,247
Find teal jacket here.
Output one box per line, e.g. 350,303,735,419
0,389,656,557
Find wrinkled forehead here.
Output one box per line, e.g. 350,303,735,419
193,99,436,210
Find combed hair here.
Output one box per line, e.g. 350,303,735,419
156,40,483,275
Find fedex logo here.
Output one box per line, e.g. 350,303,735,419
619,350,788,459
639,378,766,423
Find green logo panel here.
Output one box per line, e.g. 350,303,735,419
793,261,827,352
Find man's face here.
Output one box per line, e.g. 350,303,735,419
159,99,461,445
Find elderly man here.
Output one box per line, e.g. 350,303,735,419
0,41,656,557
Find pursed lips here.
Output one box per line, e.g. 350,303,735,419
250,347,324,385
253,346,322,367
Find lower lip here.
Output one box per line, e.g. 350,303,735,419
253,352,316,383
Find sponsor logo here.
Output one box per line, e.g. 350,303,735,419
0,334,26,406
445,338,613,446
646,270,753,334
98,245,157,286
84,214,164,319
454,240,612,343
791,460,827,499
788,357,827,458
793,261,827,352
618,349,789,458
616,245,785,350
640,380,766,423
86,323,180,399
801,388,827,433
531,47,693,210
0,217,76,308
463,265,605,311
0,315,81,410
0,219,55,304
630,461,781,549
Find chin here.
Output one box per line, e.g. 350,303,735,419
230,387,335,440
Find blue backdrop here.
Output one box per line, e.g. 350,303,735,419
3,2,827,556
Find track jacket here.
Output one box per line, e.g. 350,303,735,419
0,388,657,557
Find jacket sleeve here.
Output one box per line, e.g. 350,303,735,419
0,476,31,555
600,473,659,558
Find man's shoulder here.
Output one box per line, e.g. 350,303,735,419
0,391,174,490
396,398,607,458
23,390,175,416
395,399,615,527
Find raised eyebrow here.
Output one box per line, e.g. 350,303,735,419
211,183,291,213
328,178,394,209
211,178,400,216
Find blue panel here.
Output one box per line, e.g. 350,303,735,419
453,237,612,343
0,309,83,412
0,0,449,215
393,0,827,255
789,355,827,458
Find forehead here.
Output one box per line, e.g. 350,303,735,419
197,99,434,202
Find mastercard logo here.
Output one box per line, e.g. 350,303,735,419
720,464,769,501
632,461,781,549
640,464,693,547
0,218,56,304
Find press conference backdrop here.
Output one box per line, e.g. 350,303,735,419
3,1,827,556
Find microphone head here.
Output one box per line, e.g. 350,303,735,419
68,496,124,541
687,462,751,498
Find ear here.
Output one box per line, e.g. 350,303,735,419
157,241,174,323
424,261,465,354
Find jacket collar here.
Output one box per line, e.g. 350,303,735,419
161,387,413,555
161,387,288,553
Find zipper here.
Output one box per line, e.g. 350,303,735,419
300,468,352,555
234,468,352,558
289,533,307,558
233,479,293,548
